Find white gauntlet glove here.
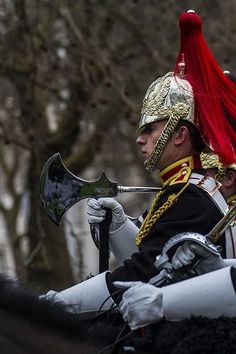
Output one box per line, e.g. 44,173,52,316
115,267,236,328
87,198,127,232
87,198,138,264
115,281,163,330
172,241,226,275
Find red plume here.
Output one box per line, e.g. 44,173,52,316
174,11,236,165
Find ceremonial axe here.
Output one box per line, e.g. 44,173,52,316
39,153,161,272
39,153,161,225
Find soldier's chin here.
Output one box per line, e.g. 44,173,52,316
143,157,149,167
142,152,149,163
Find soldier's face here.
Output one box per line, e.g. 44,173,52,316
136,120,167,166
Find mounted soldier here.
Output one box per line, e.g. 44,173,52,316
201,152,236,257
43,10,236,316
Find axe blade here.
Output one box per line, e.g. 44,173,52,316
39,153,117,225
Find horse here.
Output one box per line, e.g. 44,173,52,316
0,275,124,354
0,274,236,353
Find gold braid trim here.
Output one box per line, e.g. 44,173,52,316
135,183,190,246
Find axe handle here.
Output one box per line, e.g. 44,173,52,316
99,208,112,273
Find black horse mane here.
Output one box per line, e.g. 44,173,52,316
0,274,123,353
1,274,236,354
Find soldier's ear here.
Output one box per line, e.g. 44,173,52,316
174,125,189,146
224,170,236,188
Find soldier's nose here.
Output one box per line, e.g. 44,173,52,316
136,135,145,145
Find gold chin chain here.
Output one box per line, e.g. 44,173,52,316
215,164,227,183
135,182,190,246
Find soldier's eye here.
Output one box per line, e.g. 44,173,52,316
144,125,155,134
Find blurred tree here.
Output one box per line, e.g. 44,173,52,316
0,0,235,290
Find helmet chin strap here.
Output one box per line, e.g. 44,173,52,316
145,114,181,172
144,136,165,172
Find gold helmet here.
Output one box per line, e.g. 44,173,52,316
139,71,194,130
200,152,226,182
200,152,236,182
139,71,195,171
